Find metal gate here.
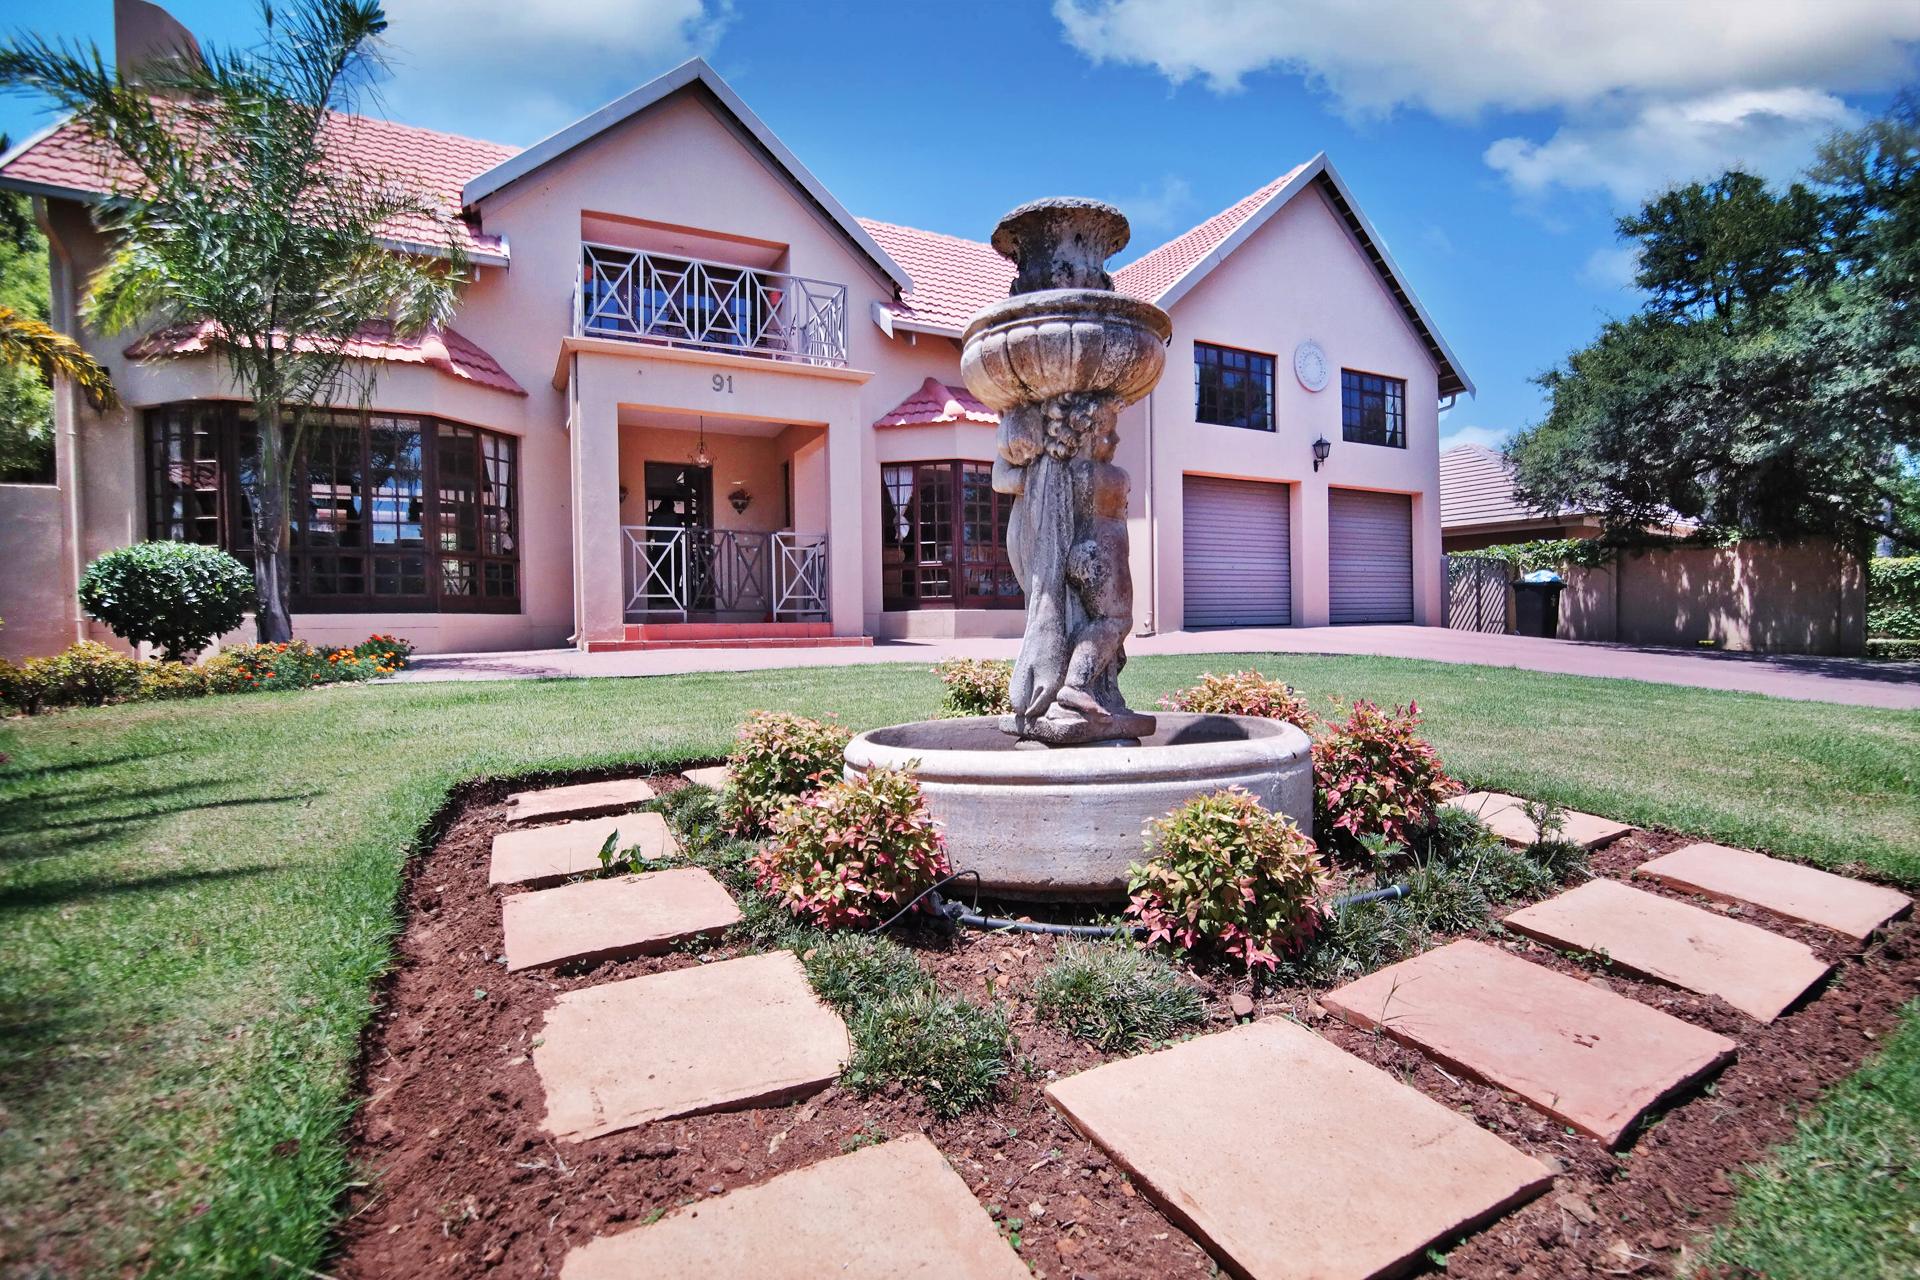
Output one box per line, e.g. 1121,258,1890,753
1446,554,1510,632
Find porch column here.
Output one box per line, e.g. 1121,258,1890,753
824,405,865,636
572,384,626,649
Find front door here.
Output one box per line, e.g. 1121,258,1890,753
643,462,713,611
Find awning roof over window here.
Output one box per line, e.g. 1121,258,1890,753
874,376,997,429
126,319,528,397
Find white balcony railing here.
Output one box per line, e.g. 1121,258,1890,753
623,526,828,620
579,244,849,367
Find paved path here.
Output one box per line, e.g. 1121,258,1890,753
396,625,1920,710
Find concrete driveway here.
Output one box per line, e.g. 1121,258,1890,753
392,625,1920,711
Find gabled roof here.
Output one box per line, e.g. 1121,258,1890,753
127,318,528,396
462,58,909,295
1439,444,1568,529
859,220,1013,334
875,376,997,428
1110,164,1308,300
0,111,518,264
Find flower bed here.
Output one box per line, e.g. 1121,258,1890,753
0,633,414,715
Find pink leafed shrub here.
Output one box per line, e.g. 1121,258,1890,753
1311,699,1454,855
753,766,950,930
1158,669,1313,728
1126,786,1327,972
722,710,854,833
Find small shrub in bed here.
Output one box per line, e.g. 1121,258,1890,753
77,541,254,661
35,642,142,706
1033,938,1206,1052
845,990,1012,1117
752,766,949,930
933,657,1012,717
137,660,213,700
1127,786,1328,972
1312,700,1454,857
802,933,934,1012
722,710,853,833
1158,669,1313,728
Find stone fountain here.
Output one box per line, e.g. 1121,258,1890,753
845,199,1312,899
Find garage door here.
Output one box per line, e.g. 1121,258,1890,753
1182,476,1291,628
1328,488,1413,623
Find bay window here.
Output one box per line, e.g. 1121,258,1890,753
880,460,1021,610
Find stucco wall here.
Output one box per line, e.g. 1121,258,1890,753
1558,538,1866,655
1137,186,1447,631
0,485,72,660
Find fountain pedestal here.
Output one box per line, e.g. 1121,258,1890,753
846,198,1314,900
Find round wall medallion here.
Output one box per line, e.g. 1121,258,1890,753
1293,340,1329,392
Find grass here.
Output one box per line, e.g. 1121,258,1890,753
842,990,1014,1118
0,653,1914,1275
1033,938,1207,1052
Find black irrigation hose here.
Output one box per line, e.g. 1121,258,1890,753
871,870,1415,941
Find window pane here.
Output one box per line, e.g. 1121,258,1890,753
1194,342,1274,431
1340,370,1407,448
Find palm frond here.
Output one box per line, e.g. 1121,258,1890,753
0,307,118,409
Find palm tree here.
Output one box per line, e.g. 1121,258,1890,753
0,305,116,408
0,0,465,641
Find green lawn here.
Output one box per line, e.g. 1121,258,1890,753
0,654,1915,1277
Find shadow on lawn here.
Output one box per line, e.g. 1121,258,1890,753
0,781,317,858
0,861,279,914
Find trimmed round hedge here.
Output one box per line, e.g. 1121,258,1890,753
78,541,255,661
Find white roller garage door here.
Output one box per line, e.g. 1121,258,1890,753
1182,475,1291,628
1328,488,1413,623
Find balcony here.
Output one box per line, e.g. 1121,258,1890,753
578,244,849,368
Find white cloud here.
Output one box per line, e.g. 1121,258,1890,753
1108,174,1195,235
1439,424,1513,453
1485,88,1860,202
1053,0,1920,117
1580,244,1643,293
374,0,733,141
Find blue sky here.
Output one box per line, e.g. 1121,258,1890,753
3,0,1916,447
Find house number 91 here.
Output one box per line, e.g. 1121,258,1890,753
712,374,734,394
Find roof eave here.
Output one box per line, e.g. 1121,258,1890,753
461,57,912,295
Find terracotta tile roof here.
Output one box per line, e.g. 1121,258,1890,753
126,318,528,396
0,112,520,261
1439,444,1566,529
875,376,997,428
858,218,1013,332
1111,164,1309,302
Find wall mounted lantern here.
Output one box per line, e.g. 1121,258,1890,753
728,486,753,514
1312,435,1331,472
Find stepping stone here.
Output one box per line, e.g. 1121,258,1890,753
1503,879,1832,1023
501,868,741,972
535,949,848,1142
1445,791,1632,849
681,764,731,789
1045,1018,1553,1280
504,777,656,824
489,813,678,889
560,1134,1026,1280
1637,842,1911,942
1323,939,1737,1147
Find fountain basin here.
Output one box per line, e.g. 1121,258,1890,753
843,713,1312,901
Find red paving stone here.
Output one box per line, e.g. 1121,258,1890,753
534,950,848,1142
1637,842,1912,942
1444,791,1632,849
1323,939,1737,1147
503,777,656,824
1503,879,1833,1022
500,868,741,972
559,1135,1027,1280
488,813,678,888
1045,1018,1554,1279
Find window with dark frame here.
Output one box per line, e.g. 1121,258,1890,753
1340,369,1407,448
879,460,1020,610
143,402,520,612
1194,341,1275,432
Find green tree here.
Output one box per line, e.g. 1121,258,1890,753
0,0,465,640
1510,100,1920,549
0,174,57,482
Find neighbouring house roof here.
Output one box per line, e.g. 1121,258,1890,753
0,111,519,264
874,376,997,428
1439,444,1577,530
126,318,529,396
859,220,1014,335
462,59,910,295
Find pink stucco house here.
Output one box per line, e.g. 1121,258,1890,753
0,55,1472,657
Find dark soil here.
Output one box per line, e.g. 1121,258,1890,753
330,794,1920,1280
